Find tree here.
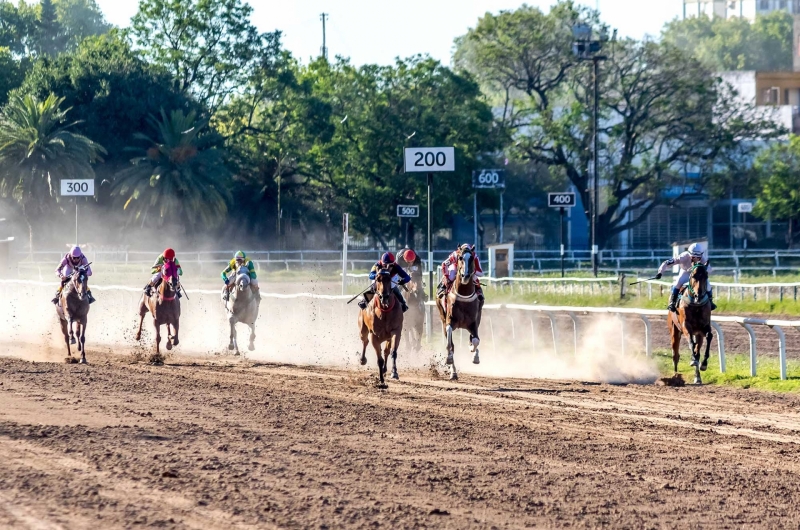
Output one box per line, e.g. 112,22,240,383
0,47,27,106
753,136,800,248
111,109,231,234
662,11,793,71
35,0,67,56
131,0,281,112
53,0,112,49
0,1,37,56
454,1,779,250
0,93,105,253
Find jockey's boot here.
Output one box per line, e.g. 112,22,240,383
357,297,367,310
708,291,717,311
393,287,408,313
143,283,153,297
436,280,447,299
667,288,679,313
250,284,261,302
51,288,61,305
476,284,484,302
222,286,230,302
87,290,96,304
176,289,183,299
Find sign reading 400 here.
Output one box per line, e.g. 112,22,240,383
472,169,506,189
404,147,455,173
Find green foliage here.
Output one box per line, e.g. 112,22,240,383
111,109,231,232
0,47,26,106
53,0,111,49
753,135,800,247
17,31,197,166
0,93,105,246
0,1,37,56
662,11,793,71
132,0,280,111
35,0,67,56
454,1,779,250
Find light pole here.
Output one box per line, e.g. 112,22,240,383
572,23,607,277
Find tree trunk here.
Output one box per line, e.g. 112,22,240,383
21,203,33,260
789,217,794,250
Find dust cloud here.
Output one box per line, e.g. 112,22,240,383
0,280,659,385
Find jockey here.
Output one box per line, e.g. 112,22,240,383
437,243,484,301
221,250,261,302
357,252,410,312
656,242,716,313
52,246,95,304
396,248,422,277
144,248,182,298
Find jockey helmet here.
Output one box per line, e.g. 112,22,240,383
234,250,246,262
380,252,395,265
69,246,82,258
688,242,705,259
403,249,417,263
163,248,176,260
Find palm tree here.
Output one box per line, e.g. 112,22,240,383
112,109,230,234
0,93,105,255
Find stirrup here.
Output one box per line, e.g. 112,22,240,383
87,292,96,304
143,285,152,296
177,291,183,299
51,296,59,305
357,299,367,309
401,303,408,313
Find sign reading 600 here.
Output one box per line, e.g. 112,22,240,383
471,169,506,189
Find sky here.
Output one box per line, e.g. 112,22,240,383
94,0,685,66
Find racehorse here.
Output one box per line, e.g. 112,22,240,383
402,279,425,352
358,270,404,386
668,262,713,384
224,265,259,354
136,260,181,361
435,246,483,380
57,264,91,364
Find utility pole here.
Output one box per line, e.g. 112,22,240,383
320,13,328,60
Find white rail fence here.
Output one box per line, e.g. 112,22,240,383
3,277,797,381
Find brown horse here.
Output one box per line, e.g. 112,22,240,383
668,262,713,384
57,264,91,364
435,247,483,380
358,270,404,386
136,261,181,361
402,279,425,352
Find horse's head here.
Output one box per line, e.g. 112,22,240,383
161,261,180,295
70,266,88,300
375,269,394,307
689,262,709,298
235,265,251,291
457,247,475,284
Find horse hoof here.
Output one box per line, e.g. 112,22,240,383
449,372,458,381
248,344,255,352
228,344,234,351
166,341,173,351
135,334,141,342
234,352,241,357
694,378,702,385
79,357,87,365
172,339,179,347
70,337,76,345
700,362,708,371
391,371,399,380
446,354,454,365
690,359,698,367
472,354,480,365
360,357,367,366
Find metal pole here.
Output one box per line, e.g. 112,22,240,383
592,56,600,278
499,191,504,243
341,213,348,295
560,207,565,278
75,200,78,246
474,193,478,248
427,172,433,339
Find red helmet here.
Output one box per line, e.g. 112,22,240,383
380,252,395,265
403,249,417,262
163,248,176,260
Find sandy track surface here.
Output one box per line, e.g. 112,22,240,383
2,354,800,529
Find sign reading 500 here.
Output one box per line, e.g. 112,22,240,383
404,147,455,173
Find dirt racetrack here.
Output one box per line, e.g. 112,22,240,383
3,352,800,529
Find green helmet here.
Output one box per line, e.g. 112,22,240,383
234,250,246,260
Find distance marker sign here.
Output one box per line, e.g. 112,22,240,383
397,205,420,218
60,179,95,197
403,147,455,173
548,192,576,208
472,169,506,189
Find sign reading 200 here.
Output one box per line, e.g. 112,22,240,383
403,147,455,173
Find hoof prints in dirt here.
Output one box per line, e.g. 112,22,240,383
658,373,686,387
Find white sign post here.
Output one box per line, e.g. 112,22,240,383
60,179,95,246
403,147,455,339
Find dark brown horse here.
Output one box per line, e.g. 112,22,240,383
358,270,404,386
136,261,181,361
668,262,713,384
435,247,483,380
57,264,90,364
402,279,425,352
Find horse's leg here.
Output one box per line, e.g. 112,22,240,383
382,341,390,380
171,320,180,347
370,333,385,385
228,316,237,353
669,317,681,373
135,304,146,342
693,333,703,385
702,326,713,371
359,321,369,366
445,323,454,365
78,321,87,364
469,321,480,365
165,322,173,351
60,319,71,360
688,334,698,367
390,331,400,380
248,323,256,352
153,321,161,355
68,318,76,345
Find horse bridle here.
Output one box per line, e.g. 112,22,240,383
687,263,707,300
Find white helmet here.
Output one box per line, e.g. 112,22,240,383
688,242,705,258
